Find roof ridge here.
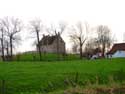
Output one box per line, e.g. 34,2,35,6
107,43,125,54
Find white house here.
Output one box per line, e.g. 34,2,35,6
107,43,125,58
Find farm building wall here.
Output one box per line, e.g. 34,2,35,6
39,38,65,54
112,50,125,58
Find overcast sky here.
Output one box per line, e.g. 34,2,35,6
0,0,125,52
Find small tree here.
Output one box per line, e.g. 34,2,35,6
96,25,113,57
46,22,66,59
69,22,89,59
30,18,43,61
0,23,5,61
2,17,22,60
72,43,79,54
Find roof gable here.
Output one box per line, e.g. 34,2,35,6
107,43,125,54
39,35,64,45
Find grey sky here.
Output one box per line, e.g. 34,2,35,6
0,0,125,52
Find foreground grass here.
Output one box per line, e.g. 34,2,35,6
0,58,125,94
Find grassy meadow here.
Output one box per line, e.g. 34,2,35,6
0,58,125,94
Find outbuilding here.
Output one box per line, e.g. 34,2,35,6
107,43,125,58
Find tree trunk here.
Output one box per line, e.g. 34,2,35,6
56,34,60,60
36,31,42,61
10,36,13,60
1,39,5,61
6,41,9,61
6,41,9,56
79,38,83,59
102,44,105,58
0,30,5,61
80,44,83,59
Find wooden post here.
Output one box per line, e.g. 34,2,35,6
1,79,5,94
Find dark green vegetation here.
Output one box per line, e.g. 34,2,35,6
13,53,79,61
0,58,125,94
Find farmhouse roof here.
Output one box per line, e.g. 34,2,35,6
107,43,125,54
38,34,64,45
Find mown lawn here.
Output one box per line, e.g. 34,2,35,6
0,58,125,94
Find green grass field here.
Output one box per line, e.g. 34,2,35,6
0,58,125,94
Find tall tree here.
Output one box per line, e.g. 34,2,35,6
47,22,66,55
96,25,112,57
30,18,43,61
0,22,5,61
56,22,66,55
72,42,79,54
69,22,89,59
2,17,22,60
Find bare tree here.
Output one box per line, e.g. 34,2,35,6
47,22,66,56
123,32,125,42
56,22,66,55
85,39,96,53
69,22,89,59
96,25,113,57
72,43,79,54
4,40,9,57
84,38,100,58
47,22,66,36
0,22,5,61
30,18,43,61
2,17,22,60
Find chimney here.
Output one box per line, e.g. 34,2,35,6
43,34,45,37
58,32,60,37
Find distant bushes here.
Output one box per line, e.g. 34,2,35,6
13,53,80,62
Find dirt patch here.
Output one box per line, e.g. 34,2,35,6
64,85,125,94
96,87,125,94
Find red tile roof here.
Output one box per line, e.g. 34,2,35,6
107,43,125,54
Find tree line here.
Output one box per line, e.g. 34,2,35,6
0,17,114,61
